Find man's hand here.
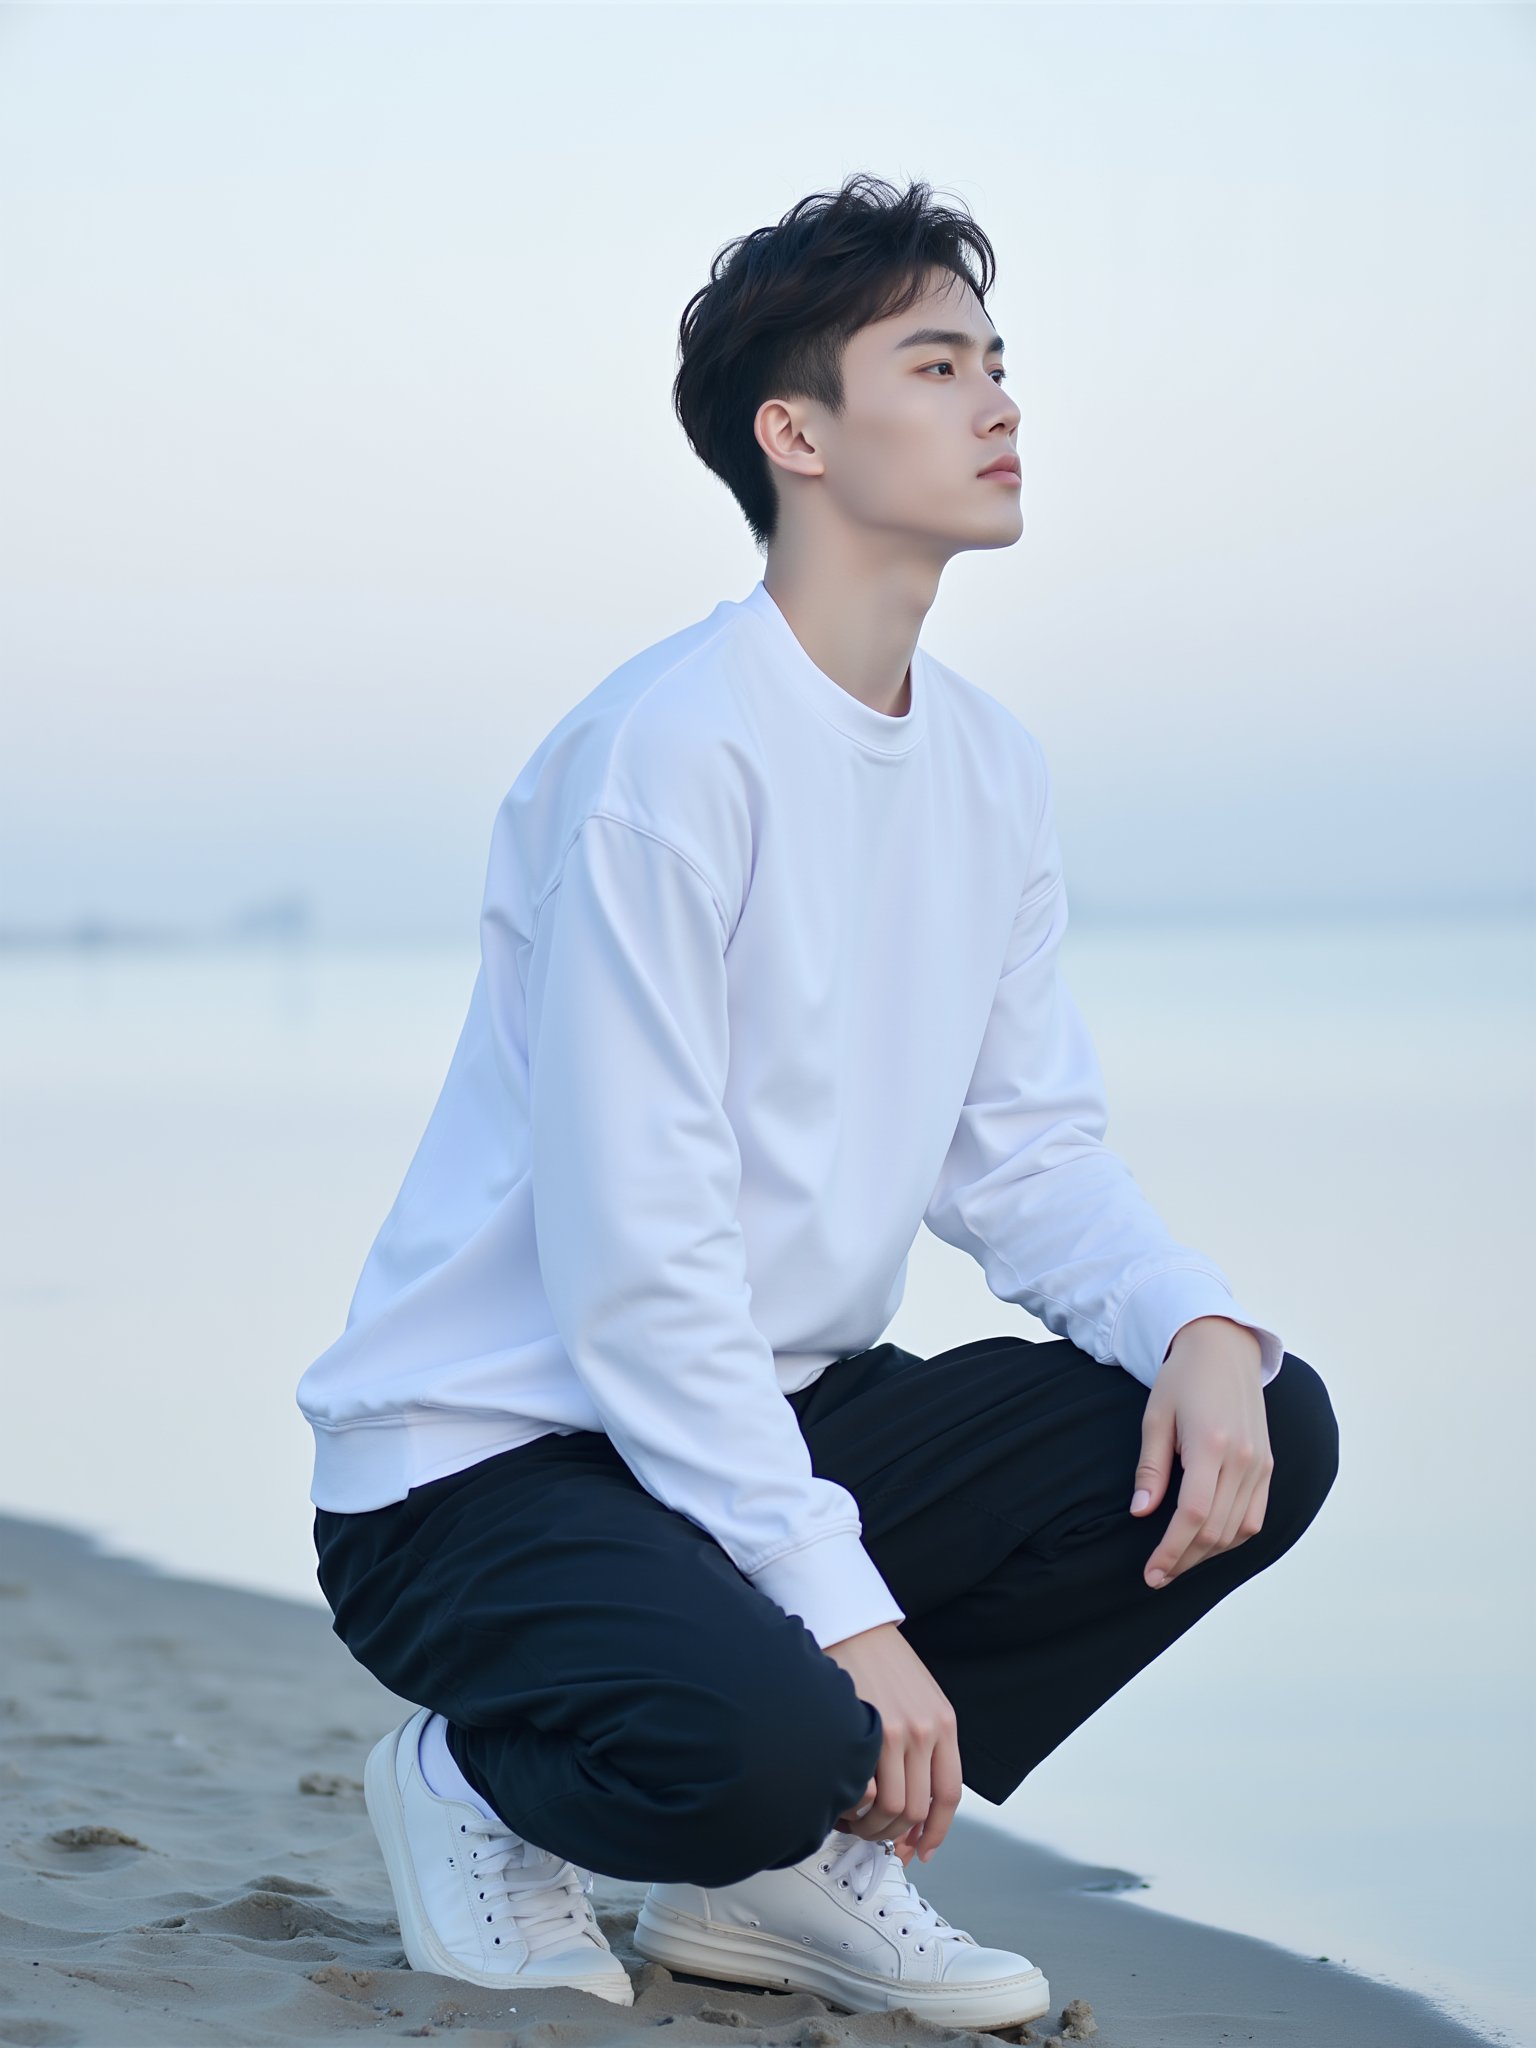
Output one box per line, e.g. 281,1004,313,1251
1130,1315,1273,1589
821,1622,961,1868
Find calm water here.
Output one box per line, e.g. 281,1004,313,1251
2,910,1531,2043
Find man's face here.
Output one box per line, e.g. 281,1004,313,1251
766,266,1024,559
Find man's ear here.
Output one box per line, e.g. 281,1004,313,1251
754,397,826,483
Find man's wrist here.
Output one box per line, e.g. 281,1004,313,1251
1163,1314,1264,1365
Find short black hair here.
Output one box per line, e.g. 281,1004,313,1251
672,172,998,550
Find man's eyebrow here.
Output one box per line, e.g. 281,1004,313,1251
892,326,1006,356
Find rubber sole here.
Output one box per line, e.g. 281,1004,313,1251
362,1721,634,2006
632,1895,1051,2030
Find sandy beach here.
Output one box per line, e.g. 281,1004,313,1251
0,1508,1498,2048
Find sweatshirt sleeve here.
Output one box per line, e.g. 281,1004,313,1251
522,809,906,1650
922,743,1285,1394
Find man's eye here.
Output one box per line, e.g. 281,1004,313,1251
923,362,1008,383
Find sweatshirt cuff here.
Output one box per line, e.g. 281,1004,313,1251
1111,1267,1286,1392
748,1529,907,1651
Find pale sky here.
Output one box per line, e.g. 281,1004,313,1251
1,3,1531,938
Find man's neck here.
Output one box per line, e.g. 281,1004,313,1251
760,548,936,718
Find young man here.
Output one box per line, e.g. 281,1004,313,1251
298,174,1338,2030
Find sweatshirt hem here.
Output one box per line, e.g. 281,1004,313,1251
305,1411,567,1513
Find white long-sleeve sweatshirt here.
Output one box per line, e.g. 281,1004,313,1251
295,578,1284,1651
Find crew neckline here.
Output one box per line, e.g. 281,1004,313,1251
740,579,929,756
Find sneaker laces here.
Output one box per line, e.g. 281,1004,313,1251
819,1830,977,1952
459,1816,606,1960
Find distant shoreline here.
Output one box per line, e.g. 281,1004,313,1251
1,892,1529,951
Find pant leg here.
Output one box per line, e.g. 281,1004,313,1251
313,1334,1338,1884
312,1429,884,1887
795,1337,1341,1807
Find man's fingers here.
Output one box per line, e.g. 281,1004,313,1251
1133,1404,1176,1515
848,1738,953,1852
903,1740,932,1845
1138,1362,1277,1586
1227,1460,1273,1548
1194,1464,1244,1567
1215,1466,1262,1552
870,1755,906,1838
837,1775,880,1833
1149,1451,1268,1584
916,1732,964,1861
1145,1489,1209,1585
1146,1461,1232,1585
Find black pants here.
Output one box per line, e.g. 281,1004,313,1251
313,1335,1339,1888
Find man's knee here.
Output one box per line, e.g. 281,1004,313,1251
1262,1351,1340,1536
662,1658,883,1885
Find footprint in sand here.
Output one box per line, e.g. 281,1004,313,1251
46,1826,147,1851
249,1872,332,1897
298,1770,363,1796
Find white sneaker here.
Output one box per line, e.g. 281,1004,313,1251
362,1707,633,2004
633,1825,1049,2030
